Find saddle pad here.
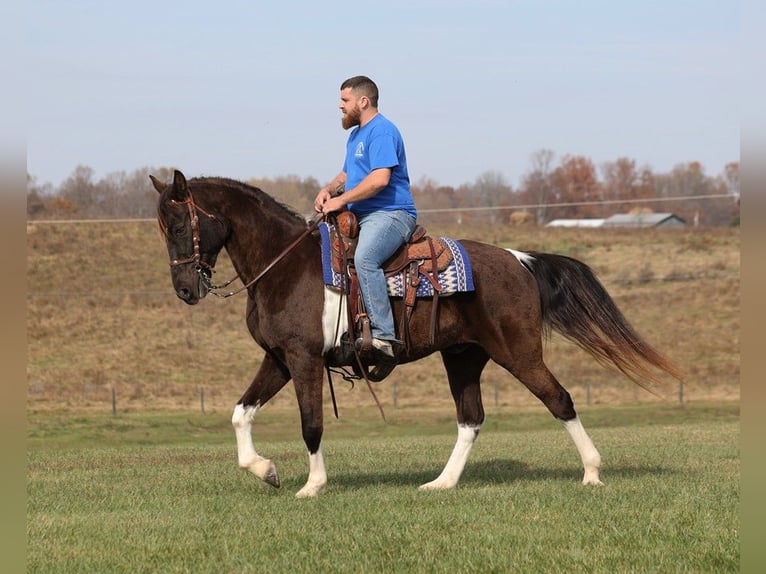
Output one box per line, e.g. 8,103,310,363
318,222,475,296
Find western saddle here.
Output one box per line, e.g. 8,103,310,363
326,211,455,381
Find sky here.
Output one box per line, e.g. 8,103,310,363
26,0,739,190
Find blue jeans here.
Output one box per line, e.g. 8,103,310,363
354,210,417,342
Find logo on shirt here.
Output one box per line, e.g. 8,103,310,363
354,142,365,158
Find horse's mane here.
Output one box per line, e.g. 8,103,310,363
191,176,309,225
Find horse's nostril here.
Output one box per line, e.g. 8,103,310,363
176,288,191,301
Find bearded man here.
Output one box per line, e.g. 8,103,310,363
314,75,418,376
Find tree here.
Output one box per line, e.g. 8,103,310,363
722,162,740,226
549,155,600,219
27,173,50,219
411,177,459,226
58,165,97,216
471,170,514,224
248,175,320,216
652,162,733,226
110,166,175,218
723,162,740,199
518,149,555,224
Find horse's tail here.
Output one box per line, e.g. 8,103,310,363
518,250,683,389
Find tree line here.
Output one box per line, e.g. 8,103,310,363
26,150,740,226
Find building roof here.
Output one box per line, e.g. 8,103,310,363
544,213,686,228
545,218,606,228
602,213,686,227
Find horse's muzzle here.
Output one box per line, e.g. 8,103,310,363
175,287,200,304
172,268,210,305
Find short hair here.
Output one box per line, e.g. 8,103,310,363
340,75,379,107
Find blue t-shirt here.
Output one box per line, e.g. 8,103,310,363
342,114,417,219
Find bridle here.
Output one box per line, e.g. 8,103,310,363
163,190,320,299
166,194,218,273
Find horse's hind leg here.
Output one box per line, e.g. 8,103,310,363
232,354,291,488
560,414,603,485
420,344,490,491
502,353,603,486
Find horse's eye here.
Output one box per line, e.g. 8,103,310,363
173,225,186,237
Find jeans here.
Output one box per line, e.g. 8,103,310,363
354,209,417,342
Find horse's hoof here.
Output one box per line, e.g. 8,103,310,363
248,459,280,488
295,482,325,498
582,469,603,486
418,479,455,491
263,464,280,488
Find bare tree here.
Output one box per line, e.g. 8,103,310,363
248,174,320,216
519,149,555,224
472,170,514,224
411,176,459,226
58,165,97,216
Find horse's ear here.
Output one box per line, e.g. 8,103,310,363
149,175,166,194
173,170,188,194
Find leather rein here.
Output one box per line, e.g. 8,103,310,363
166,191,319,298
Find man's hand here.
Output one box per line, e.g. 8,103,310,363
320,195,346,214
313,189,332,213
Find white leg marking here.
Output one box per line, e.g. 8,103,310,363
232,403,279,487
561,416,604,485
419,423,481,491
322,286,348,353
296,448,328,498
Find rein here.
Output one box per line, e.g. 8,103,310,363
208,218,320,298
166,191,320,298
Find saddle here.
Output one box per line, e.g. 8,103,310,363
329,210,453,359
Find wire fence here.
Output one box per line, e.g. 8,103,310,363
68,376,699,419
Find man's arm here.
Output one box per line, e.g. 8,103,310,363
320,168,391,214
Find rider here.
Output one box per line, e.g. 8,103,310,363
314,75,418,365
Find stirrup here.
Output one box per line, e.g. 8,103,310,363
367,360,397,382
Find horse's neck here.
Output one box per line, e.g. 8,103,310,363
220,197,309,280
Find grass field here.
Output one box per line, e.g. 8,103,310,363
27,402,739,573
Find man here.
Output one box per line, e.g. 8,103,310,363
314,75,417,367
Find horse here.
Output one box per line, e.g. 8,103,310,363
152,169,681,498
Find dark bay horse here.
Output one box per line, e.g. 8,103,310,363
152,170,681,497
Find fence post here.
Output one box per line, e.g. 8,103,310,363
393,381,398,410
678,382,684,405
585,381,591,406
494,381,499,407
111,387,116,415
200,387,205,414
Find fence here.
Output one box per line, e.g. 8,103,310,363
91,377,695,418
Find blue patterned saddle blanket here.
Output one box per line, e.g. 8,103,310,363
318,221,475,297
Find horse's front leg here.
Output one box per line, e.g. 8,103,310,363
232,354,291,488
291,357,328,498
420,346,489,491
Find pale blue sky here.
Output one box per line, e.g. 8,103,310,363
27,0,739,189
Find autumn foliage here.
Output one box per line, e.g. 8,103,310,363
27,152,739,226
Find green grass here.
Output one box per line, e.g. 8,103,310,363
27,403,739,573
